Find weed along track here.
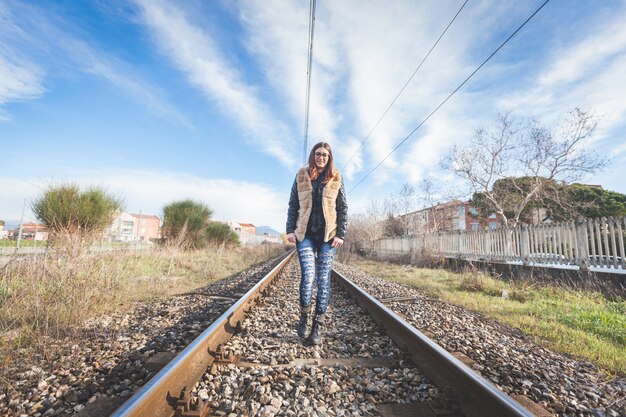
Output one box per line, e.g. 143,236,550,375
111,252,541,417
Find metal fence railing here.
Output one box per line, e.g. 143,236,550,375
374,216,626,271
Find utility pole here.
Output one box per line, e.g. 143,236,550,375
302,0,317,164
135,210,142,250
16,199,26,250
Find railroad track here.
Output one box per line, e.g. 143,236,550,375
111,251,540,417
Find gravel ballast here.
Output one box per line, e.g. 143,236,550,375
335,263,626,417
191,260,439,417
2,254,624,417
0,256,286,417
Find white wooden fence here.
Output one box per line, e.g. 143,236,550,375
238,231,282,246
374,217,626,271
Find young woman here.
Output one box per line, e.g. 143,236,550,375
286,142,348,345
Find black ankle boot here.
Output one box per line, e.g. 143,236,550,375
297,311,310,338
307,315,325,345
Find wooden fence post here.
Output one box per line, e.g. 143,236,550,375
484,229,491,257
520,224,529,265
575,219,589,271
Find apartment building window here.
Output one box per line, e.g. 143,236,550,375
122,220,134,236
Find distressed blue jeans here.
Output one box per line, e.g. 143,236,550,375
296,236,337,315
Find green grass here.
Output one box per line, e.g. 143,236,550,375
351,259,626,375
0,239,38,247
558,304,625,345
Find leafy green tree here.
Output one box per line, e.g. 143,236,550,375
470,177,558,224
553,184,626,220
205,222,240,246
471,179,626,223
162,200,213,248
32,184,122,236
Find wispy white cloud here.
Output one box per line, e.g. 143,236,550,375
2,0,625,220
62,38,192,128
400,111,471,183
0,55,45,121
234,0,515,183
0,177,42,223
538,16,626,88
133,0,296,166
0,170,288,231
103,171,288,231
0,0,188,126
497,5,626,157
0,3,45,120
334,0,626,195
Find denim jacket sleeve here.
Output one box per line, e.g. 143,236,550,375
285,178,299,234
335,178,348,239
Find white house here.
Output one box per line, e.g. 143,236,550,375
105,212,138,242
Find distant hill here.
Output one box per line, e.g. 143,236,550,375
256,226,281,237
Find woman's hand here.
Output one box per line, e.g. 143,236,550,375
331,237,344,248
287,233,296,244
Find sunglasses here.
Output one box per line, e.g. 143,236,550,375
315,151,330,159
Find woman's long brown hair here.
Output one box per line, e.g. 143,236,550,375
307,142,335,183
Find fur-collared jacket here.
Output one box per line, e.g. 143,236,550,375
286,167,348,242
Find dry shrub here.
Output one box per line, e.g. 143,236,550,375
410,248,446,269
509,280,536,302
336,245,359,264
459,268,502,296
359,245,446,270
459,270,487,292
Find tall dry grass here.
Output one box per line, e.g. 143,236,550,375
0,242,288,356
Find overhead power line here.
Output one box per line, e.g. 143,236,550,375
303,0,317,164
343,0,469,171
348,0,551,194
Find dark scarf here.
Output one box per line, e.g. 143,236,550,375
306,168,327,241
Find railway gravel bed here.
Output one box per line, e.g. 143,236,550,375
0,255,287,417
334,263,626,417
4,253,624,417
191,260,440,416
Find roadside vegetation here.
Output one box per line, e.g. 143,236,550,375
0,240,151,248
349,258,626,375
1,185,283,364
162,199,239,248
0,240,38,248
0,243,287,358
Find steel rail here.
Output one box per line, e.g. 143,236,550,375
331,269,536,417
111,250,295,417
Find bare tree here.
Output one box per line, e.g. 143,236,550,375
415,179,464,233
385,183,417,235
445,109,609,227
342,201,386,260
382,179,463,236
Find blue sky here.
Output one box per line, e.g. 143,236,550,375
1,0,626,231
